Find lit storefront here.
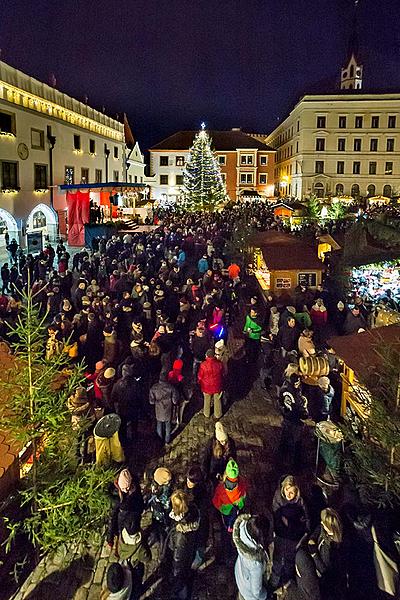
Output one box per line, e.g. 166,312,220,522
250,231,325,298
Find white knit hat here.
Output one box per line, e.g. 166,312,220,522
215,339,225,350
215,421,228,443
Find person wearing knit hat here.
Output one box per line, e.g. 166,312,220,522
107,468,144,552
147,467,173,547
203,422,237,482
215,421,228,443
118,468,132,494
212,459,248,533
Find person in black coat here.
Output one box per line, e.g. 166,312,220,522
278,374,311,470
166,490,200,600
111,364,142,445
277,317,300,354
107,468,144,550
185,465,210,569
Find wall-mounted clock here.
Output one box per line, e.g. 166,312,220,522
17,143,29,160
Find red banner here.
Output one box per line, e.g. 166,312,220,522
66,190,90,246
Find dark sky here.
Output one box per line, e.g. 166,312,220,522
1,0,399,152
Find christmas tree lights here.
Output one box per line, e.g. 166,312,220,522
182,124,227,211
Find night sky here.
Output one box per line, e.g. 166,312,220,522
1,0,400,153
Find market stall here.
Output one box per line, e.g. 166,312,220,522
328,324,400,421
318,234,341,261
250,231,325,298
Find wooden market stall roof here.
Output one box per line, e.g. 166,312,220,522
250,230,324,271
328,324,400,383
318,234,341,251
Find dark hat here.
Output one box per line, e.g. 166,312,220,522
106,563,124,593
187,465,203,485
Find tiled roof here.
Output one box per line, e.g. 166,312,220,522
250,231,324,271
150,130,274,151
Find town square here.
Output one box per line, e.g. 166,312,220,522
0,1,399,599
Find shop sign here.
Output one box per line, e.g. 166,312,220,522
298,272,317,287
27,231,43,254
276,277,291,289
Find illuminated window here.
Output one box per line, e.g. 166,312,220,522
32,210,46,229
336,183,344,195
385,162,393,175
367,184,375,196
276,278,291,289
176,156,185,166
64,166,74,185
240,173,254,184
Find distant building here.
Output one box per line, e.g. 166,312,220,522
266,91,400,201
149,128,275,204
0,60,145,245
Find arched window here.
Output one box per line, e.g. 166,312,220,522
342,71,348,78
32,210,47,229
313,182,324,198
367,184,376,197
351,184,360,198
336,183,344,196
383,184,392,198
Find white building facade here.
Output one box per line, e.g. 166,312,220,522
0,61,145,245
266,91,400,201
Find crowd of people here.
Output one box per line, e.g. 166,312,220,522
0,201,398,600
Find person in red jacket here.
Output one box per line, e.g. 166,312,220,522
198,349,224,419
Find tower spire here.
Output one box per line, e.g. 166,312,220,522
340,0,363,90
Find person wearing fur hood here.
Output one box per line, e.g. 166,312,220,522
233,514,272,600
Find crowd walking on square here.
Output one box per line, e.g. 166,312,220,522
0,201,399,600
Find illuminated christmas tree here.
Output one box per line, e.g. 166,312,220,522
182,123,227,211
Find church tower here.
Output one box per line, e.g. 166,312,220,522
340,1,363,90
341,53,363,90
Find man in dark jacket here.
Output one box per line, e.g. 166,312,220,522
277,317,300,354
185,465,210,569
190,322,212,379
278,374,311,470
343,306,367,335
149,373,178,443
111,364,142,445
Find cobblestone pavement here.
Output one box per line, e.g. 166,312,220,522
11,334,314,600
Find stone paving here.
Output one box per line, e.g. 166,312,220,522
11,334,314,600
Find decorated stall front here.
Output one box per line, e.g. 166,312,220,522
250,231,325,297
328,324,400,421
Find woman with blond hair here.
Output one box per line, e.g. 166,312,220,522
294,507,344,600
166,489,200,599
269,476,310,592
